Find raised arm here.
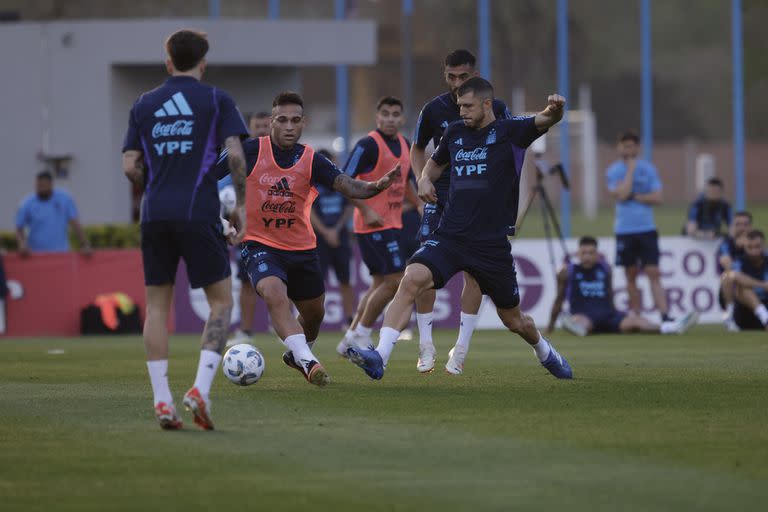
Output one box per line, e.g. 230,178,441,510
534,94,566,132
122,150,145,188
610,159,636,201
547,266,569,334
224,136,247,243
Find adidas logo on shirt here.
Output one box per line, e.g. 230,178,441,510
154,92,194,117
453,138,463,145
267,177,293,197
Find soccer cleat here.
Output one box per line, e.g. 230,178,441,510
444,347,465,375
182,387,214,431
337,331,374,359
283,351,331,387
416,344,436,373
225,329,252,348
673,311,698,334
540,344,573,379
304,360,331,387
560,314,588,337
347,346,385,380
154,402,183,430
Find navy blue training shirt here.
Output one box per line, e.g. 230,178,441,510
414,93,511,206
566,261,616,317
343,130,411,178
313,184,348,227
431,116,543,243
732,254,768,304
687,195,732,235
123,76,248,223
214,138,341,190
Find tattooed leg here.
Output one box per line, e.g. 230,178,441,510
201,278,235,354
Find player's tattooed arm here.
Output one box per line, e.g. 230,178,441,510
534,94,566,132
547,267,569,334
122,150,145,187
333,163,402,199
224,136,248,244
224,136,247,205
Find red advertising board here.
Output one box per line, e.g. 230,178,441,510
2,250,154,337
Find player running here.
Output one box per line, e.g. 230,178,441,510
216,91,401,386
547,236,698,336
410,49,512,373
337,96,420,355
346,78,573,380
122,29,249,430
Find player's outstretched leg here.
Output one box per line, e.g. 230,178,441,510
283,295,326,376
444,273,482,375
144,284,183,430
497,306,573,379
183,277,234,431
256,277,330,387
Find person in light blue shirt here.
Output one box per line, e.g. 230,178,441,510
15,171,90,256
605,130,672,322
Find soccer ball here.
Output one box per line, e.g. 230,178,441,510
222,344,265,386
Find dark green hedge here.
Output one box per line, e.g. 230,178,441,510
0,224,141,250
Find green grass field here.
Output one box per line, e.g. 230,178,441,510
1,328,767,511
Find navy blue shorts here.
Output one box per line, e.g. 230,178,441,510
400,210,422,260
583,310,627,333
417,202,441,242
615,230,660,267
734,304,766,330
141,221,231,289
316,228,351,284
409,234,520,309
236,254,248,282
241,242,325,301
357,228,404,276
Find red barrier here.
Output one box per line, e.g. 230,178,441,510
2,250,161,337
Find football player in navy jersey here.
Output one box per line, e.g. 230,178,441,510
717,211,752,330
122,29,249,430
409,49,513,373
547,237,697,336
727,229,768,330
346,78,572,380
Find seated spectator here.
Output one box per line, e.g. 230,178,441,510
717,211,752,330
15,171,91,257
547,236,697,336
722,229,768,331
685,177,732,239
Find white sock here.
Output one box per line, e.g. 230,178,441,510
192,350,222,399
725,303,735,318
343,328,355,341
376,327,400,365
660,321,677,334
755,304,768,326
455,312,478,353
416,312,434,348
531,333,551,362
284,334,316,371
147,360,173,406
355,324,373,337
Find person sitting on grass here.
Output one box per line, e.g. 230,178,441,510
547,236,698,337
721,229,768,331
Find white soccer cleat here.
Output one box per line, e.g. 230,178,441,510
561,314,588,337
672,311,699,334
416,343,436,373
337,331,373,359
444,347,466,375
724,318,740,332
226,329,252,348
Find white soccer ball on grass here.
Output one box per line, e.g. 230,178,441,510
222,343,265,386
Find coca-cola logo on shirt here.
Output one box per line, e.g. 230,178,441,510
261,200,296,214
152,120,194,138
259,174,297,186
455,147,488,162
